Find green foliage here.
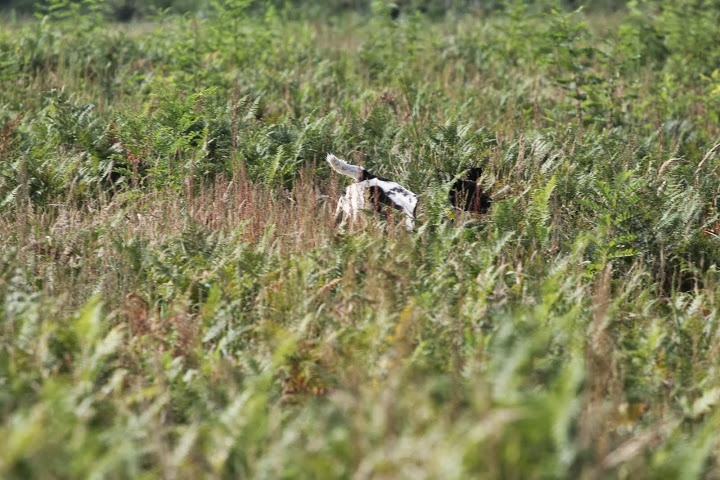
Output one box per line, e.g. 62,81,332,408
3,3,720,479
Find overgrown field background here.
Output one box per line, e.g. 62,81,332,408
2,0,720,478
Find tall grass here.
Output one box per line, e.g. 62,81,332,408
2,0,720,478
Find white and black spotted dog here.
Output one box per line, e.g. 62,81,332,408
327,153,493,230
327,153,419,230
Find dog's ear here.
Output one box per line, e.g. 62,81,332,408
464,167,484,182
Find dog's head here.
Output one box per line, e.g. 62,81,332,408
448,167,492,214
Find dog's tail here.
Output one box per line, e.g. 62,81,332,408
327,153,363,181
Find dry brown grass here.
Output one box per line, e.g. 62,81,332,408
0,167,342,322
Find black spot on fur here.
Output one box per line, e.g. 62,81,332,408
388,186,411,197
449,168,492,213
368,185,404,213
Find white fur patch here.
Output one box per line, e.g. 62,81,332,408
367,178,418,220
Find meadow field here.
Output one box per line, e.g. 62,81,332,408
2,0,720,477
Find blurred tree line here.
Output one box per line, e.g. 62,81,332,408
0,0,629,21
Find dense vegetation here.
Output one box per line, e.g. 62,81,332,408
2,0,720,477
0,0,630,19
